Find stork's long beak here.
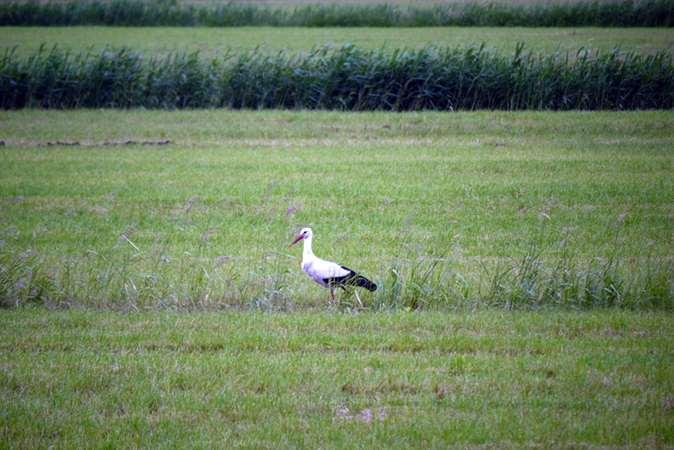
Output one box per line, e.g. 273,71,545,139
289,234,304,247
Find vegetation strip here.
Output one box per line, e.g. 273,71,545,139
1,45,672,110
1,0,673,27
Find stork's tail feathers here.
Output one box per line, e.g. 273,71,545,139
354,275,377,292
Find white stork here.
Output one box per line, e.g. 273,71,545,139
289,227,377,305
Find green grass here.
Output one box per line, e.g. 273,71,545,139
2,26,673,57
1,309,672,447
0,110,672,309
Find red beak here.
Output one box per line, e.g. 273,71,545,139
289,234,304,247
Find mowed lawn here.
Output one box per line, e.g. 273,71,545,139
1,26,673,57
1,309,672,448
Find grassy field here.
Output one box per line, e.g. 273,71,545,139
0,110,672,309
1,26,673,57
1,308,672,448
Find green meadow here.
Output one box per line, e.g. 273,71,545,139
1,309,672,448
1,110,672,309
1,26,672,57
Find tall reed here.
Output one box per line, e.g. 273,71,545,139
1,45,672,110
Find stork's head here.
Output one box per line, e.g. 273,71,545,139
289,227,312,246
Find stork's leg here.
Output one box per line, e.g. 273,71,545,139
354,289,363,308
330,288,336,303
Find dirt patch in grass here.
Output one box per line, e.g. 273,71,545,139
5,139,172,147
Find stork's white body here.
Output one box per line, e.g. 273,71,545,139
300,234,349,288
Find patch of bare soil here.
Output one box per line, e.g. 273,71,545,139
7,139,172,147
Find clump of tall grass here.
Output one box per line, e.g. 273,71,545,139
0,249,55,308
372,220,673,311
1,45,672,110
0,0,672,27
0,244,299,311
371,251,672,311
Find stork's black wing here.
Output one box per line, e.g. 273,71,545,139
322,266,377,291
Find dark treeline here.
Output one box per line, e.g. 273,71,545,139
1,45,672,110
0,0,673,27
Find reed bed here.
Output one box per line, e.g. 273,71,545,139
1,0,672,27
1,45,672,110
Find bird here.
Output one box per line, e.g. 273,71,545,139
289,227,377,305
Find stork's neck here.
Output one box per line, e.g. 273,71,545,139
302,236,316,262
